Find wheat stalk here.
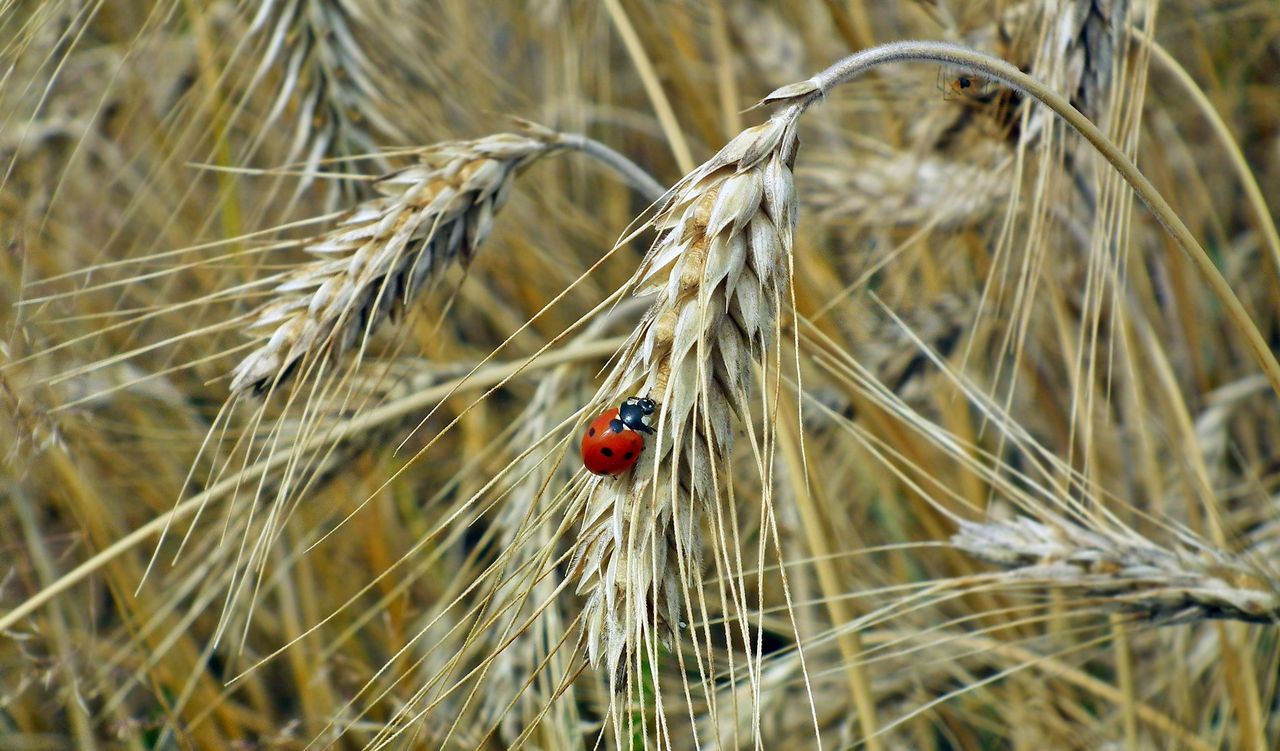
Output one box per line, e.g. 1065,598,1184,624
568,106,800,691
953,516,1280,625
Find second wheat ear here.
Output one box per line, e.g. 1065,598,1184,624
230,131,560,396
228,124,662,399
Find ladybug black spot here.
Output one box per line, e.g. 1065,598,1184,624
589,427,596,437
601,447,614,457
624,451,634,459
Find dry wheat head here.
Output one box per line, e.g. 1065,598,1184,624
568,105,802,681
230,129,561,396
954,515,1280,624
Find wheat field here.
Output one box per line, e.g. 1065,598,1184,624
2,1,1279,749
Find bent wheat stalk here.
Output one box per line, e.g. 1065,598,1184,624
762,40,1280,399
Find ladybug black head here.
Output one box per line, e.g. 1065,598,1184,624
618,396,657,434
625,396,656,414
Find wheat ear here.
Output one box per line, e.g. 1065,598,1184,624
569,106,800,685
229,122,662,397
1059,0,1128,122
248,0,406,189
230,129,556,395
954,516,1280,625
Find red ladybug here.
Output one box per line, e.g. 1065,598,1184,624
581,396,657,476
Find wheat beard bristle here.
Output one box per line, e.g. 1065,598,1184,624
229,131,558,396
569,107,801,682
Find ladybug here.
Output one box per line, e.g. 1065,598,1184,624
581,396,657,476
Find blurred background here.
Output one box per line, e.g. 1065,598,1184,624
1,1,1278,748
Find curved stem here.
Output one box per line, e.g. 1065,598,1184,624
770,41,1280,399
559,132,668,203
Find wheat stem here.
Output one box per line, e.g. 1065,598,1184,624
558,131,667,202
